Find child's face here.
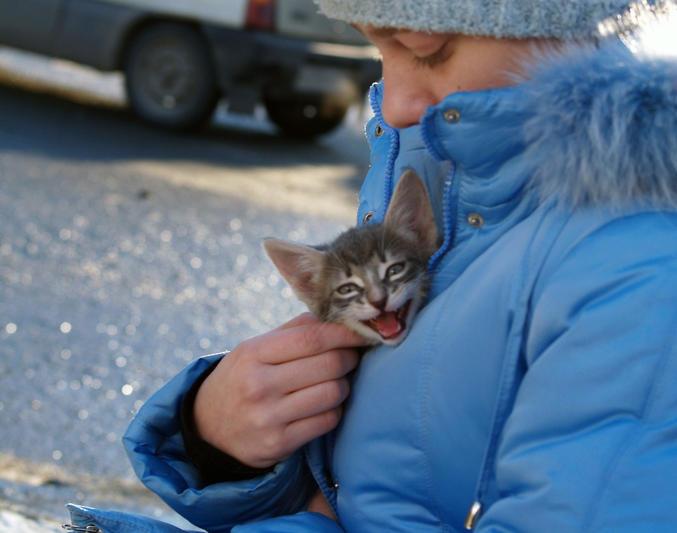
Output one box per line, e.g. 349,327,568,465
358,25,551,128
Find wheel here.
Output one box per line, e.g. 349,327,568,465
124,23,219,130
264,94,349,139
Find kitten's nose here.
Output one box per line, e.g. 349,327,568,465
369,297,387,311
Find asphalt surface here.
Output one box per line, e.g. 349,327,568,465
0,47,370,529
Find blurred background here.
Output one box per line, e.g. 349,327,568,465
0,1,380,530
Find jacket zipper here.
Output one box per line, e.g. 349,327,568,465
419,104,458,274
427,162,456,273
421,119,478,525
304,444,338,513
374,86,471,525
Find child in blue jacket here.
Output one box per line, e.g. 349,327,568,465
69,0,677,531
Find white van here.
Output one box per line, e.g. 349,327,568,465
0,0,380,137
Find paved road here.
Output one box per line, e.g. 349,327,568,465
0,47,370,528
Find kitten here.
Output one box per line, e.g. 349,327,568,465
263,170,438,346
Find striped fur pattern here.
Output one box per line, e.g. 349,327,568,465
264,171,438,345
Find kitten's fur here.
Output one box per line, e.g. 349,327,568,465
264,170,438,345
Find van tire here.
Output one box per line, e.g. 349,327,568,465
264,94,348,139
124,23,218,130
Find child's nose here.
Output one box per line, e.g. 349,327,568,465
380,65,437,128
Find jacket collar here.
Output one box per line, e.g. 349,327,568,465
519,30,677,208
369,80,536,227
373,8,677,211
421,85,531,180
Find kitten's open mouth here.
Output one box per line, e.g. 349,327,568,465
362,300,412,340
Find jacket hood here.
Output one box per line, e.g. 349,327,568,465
520,7,677,207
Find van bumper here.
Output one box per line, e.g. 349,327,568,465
202,26,381,104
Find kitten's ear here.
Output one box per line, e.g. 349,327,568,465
263,238,326,304
384,170,438,254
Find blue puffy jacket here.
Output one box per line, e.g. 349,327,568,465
68,34,677,533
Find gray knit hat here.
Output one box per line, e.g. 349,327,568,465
315,0,665,39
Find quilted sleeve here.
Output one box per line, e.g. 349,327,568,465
123,354,315,532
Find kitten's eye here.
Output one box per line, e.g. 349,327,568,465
336,283,361,296
386,262,406,279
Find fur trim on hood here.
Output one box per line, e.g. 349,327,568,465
521,5,677,207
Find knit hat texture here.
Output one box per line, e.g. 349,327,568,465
315,0,666,39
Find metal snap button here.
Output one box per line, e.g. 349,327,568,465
362,211,374,224
467,212,484,228
374,124,385,137
443,108,461,123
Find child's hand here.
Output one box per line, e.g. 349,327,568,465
193,313,367,468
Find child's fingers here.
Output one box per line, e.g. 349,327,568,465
275,378,350,422
253,322,368,365
272,349,359,394
281,406,344,457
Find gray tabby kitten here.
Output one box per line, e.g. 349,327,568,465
264,170,438,346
